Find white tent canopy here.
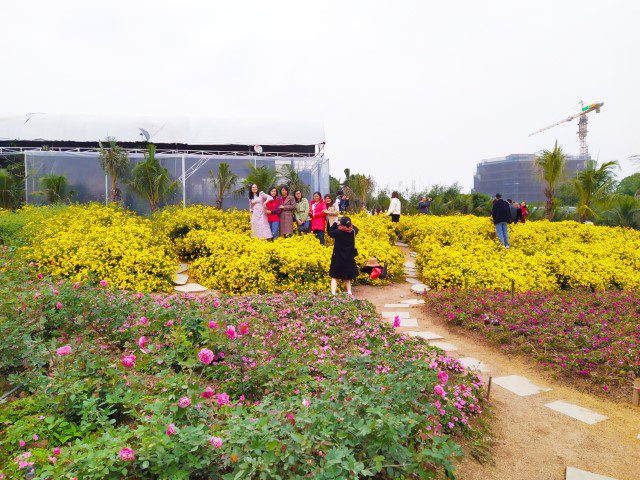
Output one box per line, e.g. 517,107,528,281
0,113,325,146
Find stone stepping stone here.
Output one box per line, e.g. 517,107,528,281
395,242,408,247
401,299,425,305
406,278,421,284
384,303,410,308
429,341,458,351
174,283,208,293
457,357,490,372
382,311,409,318
408,331,443,341
176,263,189,274
545,400,608,425
410,252,417,257
404,261,416,268
404,270,418,276
399,318,419,327
566,466,616,480
174,273,189,285
411,284,430,294
493,375,551,397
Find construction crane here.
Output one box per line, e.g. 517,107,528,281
529,101,604,158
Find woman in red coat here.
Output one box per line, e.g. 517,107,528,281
520,201,529,223
309,191,327,245
265,186,282,240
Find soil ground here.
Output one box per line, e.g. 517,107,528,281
353,246,640,480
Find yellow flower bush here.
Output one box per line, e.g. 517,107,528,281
18,204,176,292
400,215,640,291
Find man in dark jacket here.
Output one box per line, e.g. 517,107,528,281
507,199,518,223
491,193,511,248
418,196,432,214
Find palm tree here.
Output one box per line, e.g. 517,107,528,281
236,163,279,196
208,162,239,209
572,159,619,223
0,168,21,209
39,174,70,204
602,195,640,229
130,144,179,213
280,165,310,197
98,137,130,204
534,141,567,220
344,173,375,211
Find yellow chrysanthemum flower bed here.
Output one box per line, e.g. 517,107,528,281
400,215,640,292
17,204,177,292
164,207,404,294
7,204,403,294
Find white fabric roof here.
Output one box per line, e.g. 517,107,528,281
0,113,324,146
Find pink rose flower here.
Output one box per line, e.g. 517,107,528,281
302,399,310,406
209,436,223,449
73,282,80,289
166,424,176,436
213,299,220,308
37,273,43,279
48,456,57,464
238,322,249,336
118,447,135,461
138,336,147,349
56,345,72,356
121,355,136,368
140,316,148,324
52,289,59,295
198,348,214,365
201,386,215,399
434,385,445,397
53,447,61,455
19,440,26,447
225,326,237,340
33,434,38,441
55,302,63,310
393,316,400,328
208,321,218,329
99,279,108,287
437,371,449,385
165,319,174,327
178,396,191,408
216,392,230,406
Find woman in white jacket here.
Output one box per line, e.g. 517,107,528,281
386,191,402,223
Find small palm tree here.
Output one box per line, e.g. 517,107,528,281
98,137,130,204
39,174,70,204
0,168,21,209
280,165,310,197
130,144,179,213
572,159,618,223
209,162,239,209
344,173,375,211
602,195,640,229
534,141,567,220
237,163,279,195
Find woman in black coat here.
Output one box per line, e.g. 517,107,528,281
327,216,359,295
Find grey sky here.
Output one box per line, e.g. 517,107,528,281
3,0,639,192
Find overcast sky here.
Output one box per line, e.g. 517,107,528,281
2,0,639,191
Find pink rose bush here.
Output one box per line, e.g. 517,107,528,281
198,348,214,365
121,355,136,368
118,447,135,461
56,345,72,357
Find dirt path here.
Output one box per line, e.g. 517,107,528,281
353,246,640,480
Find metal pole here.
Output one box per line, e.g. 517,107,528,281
105,174,109,205
24,153,28,204
181,155,186,208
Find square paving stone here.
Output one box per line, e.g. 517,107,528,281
174,273,189,285
401,299,425,305
175,283,208,293
406,278,422,284
457,357,490,372
407,331,443,341
410,252,417,257
382,311,410,318
565,466,617,480
545,401,608,425
428,341,458,351
404,261,416,268
384,304,410,308
411,284,430,293
493,375,551,397
400,318,419,327
395,242,408,247
176,263,189,274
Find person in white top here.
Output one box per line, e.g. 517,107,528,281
386,191,402,223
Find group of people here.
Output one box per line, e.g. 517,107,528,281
248,184,360,294
491,193,529,248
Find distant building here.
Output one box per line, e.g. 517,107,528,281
473,153,588,203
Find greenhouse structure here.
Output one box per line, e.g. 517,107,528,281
0,113,329,213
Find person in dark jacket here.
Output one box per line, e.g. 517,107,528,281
418,196,432,214
507,199,518,224
327,216,359,295
491,193,511,248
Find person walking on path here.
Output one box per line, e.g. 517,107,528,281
418,196,432,214
294,190,310,234
492,193,511,248
265,187,282,240
386,191,402,222
248,184,273,240
278,185,295,237
324,194,339,229
310,191,327,245
327,216,359,295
